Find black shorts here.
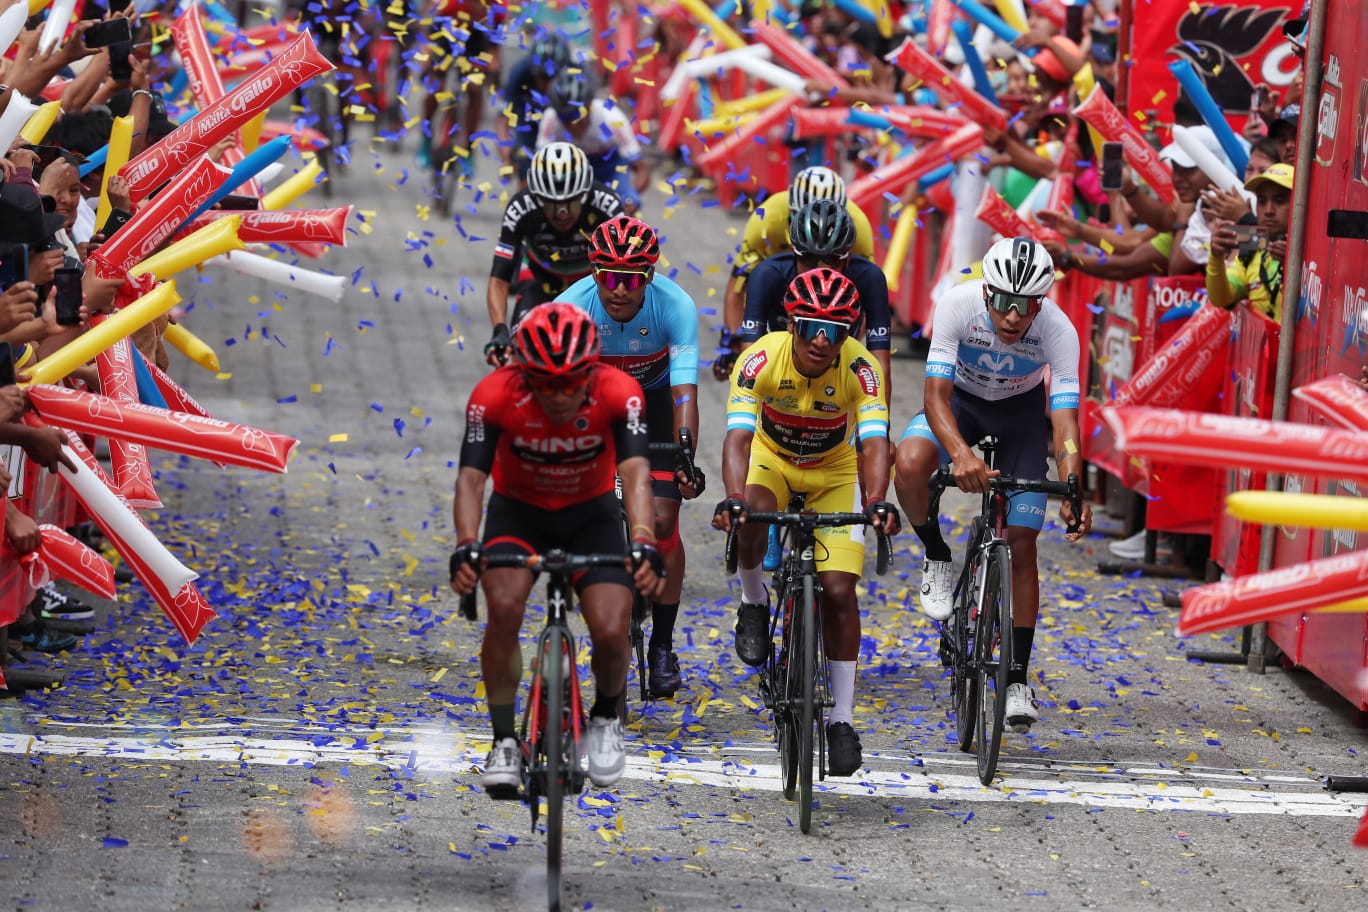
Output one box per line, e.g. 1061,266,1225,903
644,386,682,501
483,492,631,590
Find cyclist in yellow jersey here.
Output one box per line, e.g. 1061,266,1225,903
716,167,875,380
712,268,900,776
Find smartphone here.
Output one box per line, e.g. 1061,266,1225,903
0,343,14,388
109,41,133,81
0,243,28,290
1234,223,1265,257
84,18,133,49
54,268,83,326
1100,141,1125,192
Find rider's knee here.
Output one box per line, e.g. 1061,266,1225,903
895,438,937,480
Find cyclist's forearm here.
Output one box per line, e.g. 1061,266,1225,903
1051,413,1084,483
857,436,893,502
721,429,753,497
618,456,656,542
486,276,510,327
453,467,488,542
671,384,699,443
723,276,746,332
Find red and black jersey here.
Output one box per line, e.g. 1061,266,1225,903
459,364,650,510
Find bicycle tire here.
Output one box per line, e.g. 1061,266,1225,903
431,108,461,217
630,592,649,703
775,580,799,800
974,542,1013,785
541,632,566,912
797,572,817,834
953,518,984,753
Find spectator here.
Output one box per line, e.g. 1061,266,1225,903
1206,163,1293,322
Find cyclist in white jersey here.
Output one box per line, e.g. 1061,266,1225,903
536,70,649,214
893,237,1093,731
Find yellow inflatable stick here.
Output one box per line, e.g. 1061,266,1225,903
993,0,1029,33
677,0,747,50
262,158,324,210
23,282,181,387
882,205,918,293
1073,65,1109,175
19,100,61,144
1225,491,1368,532
163,323,221,373
241,112,266,153
130,217,245,282
95,116,134,233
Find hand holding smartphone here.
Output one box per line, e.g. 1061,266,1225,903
83,18,133,49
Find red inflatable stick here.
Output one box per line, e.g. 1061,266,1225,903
1073,85,1176,205
790,106,967,141
173,8,227,110
695,94,804,172
880,106,972,137
25,384,298,473
1356,808,1368,848
95,331,162,509
975,184,1039,240
1102,407,1368,485
1026,0,1068,28
183,207,351,248
658,80,697,152
847,122,984,211
37,524,117,600
258,120,329,152
1112,304,1231,408
90,157,230,280
1292,374,1368,432
886,37,1007,132
749,21,849,88
120,30,333,201
1178,548,1368,635
1036,121,1077,243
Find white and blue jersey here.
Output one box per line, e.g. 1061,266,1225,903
557,273,699,392
925,280,1080,411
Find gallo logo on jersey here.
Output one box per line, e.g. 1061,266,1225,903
849,357,879,397
737,350,767,390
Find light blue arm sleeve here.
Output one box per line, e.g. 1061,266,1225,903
657,276,700,386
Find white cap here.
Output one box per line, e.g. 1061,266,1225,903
1160,125,1239,173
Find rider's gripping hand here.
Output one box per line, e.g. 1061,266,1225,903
864,499,902,536
485,323,512,367
950,451,996,494
712,495,748,532
1060,499,1094,542
676,464,707,500
449,539,484,594
630,540,667,598
711,327,741,382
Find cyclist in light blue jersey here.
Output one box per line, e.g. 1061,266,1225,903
893,237,1093,732
557,216,704,698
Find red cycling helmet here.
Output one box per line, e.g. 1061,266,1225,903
512,302,601,379
783,267,861,325
588,215,661,270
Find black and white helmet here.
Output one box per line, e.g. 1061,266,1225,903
981,236,1055,297
788,166,847,211
528,142,593,202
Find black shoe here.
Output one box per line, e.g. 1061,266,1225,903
734,602,770,667
0,667,65,695
20,620,78,654
825,722,863,777
30,584,94,621
647,646,682,698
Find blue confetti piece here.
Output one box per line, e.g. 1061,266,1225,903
103,837,128,848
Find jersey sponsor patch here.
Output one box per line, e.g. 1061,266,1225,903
850,356,879,397
737,349,768,389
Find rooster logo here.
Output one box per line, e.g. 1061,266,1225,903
1168,5,1287,111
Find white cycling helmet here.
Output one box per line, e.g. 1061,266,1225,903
981,236,1056,297
788,166,847,211
528,142,593,202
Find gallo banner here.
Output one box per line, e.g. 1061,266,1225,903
1128,1,1301,128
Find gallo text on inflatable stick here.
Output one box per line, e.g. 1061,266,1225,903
22,282,182,387
1073,85,1177,205
163,323,220,373
1224,491,1368,532
183,207,351,248
95,115,134,233
120,30,333,201
1178,548,1368,636
173,6,228,110
38,525,116,600
91,157,232,279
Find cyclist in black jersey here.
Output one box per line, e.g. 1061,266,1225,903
485,142,624,364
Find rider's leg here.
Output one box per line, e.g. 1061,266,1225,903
651,497,683,651
1005,525,1041,687
480,567,536,738
894,430,952,562
579,581,633,715
737,482,780,601
818,569,861,724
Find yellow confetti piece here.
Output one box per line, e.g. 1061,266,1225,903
330,433,349,443
431,667,448,684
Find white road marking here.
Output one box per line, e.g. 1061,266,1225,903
3,728,1365,818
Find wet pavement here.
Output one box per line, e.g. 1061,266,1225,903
2,134,1366,912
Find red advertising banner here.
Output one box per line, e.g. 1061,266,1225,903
1127,2,1302,129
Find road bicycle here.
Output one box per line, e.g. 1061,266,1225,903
460,549,636,912
623,429,700,704
722,497,892,834
929,436,1081,786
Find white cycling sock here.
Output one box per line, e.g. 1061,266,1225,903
828,661,857,725
738,564,767,604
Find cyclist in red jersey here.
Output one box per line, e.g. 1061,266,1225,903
450,303,665,793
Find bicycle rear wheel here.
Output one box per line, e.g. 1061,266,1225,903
431,107,461,217
797,573,817,834
540,632,569,912
974,543,1013,785
952,519,984,753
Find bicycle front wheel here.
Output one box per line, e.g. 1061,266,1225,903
540,632,569,912
797,573,817,834
974,542,1013,785
775,581,799,800
952,520,983,753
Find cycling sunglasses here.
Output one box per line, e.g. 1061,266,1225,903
539,197,583,218
526,371,592,394
595,268,651,292
986,290,1043,317
792,317,851,343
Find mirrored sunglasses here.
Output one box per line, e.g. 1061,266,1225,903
792,317,851,343
986,290,1043,317
539,197,583,218
595,268,650,292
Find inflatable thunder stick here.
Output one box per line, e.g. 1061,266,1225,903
129,216,245,282
1224,491,1368,532
1102,407,1368,486
261,158,324,210
974,184,1039,240
182,207,351,247
163,323,221,373
1179,548,1368,636
1173,125,1242,193
22,282,182,387
137,349,214,420
887,36,1008,132
1291,374,1368,431
91,157,232,279
20,100,61,145
676,0,747,50
1073,86,1176,205
25,385,299,473
94,333,162,509
847,122,985,210
1110,304,1231,408
38,524,117,600
211,251,347,302
749,21,849,88
120,30,333,201
95,116,134,233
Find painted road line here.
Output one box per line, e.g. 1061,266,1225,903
3,730,1364,818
